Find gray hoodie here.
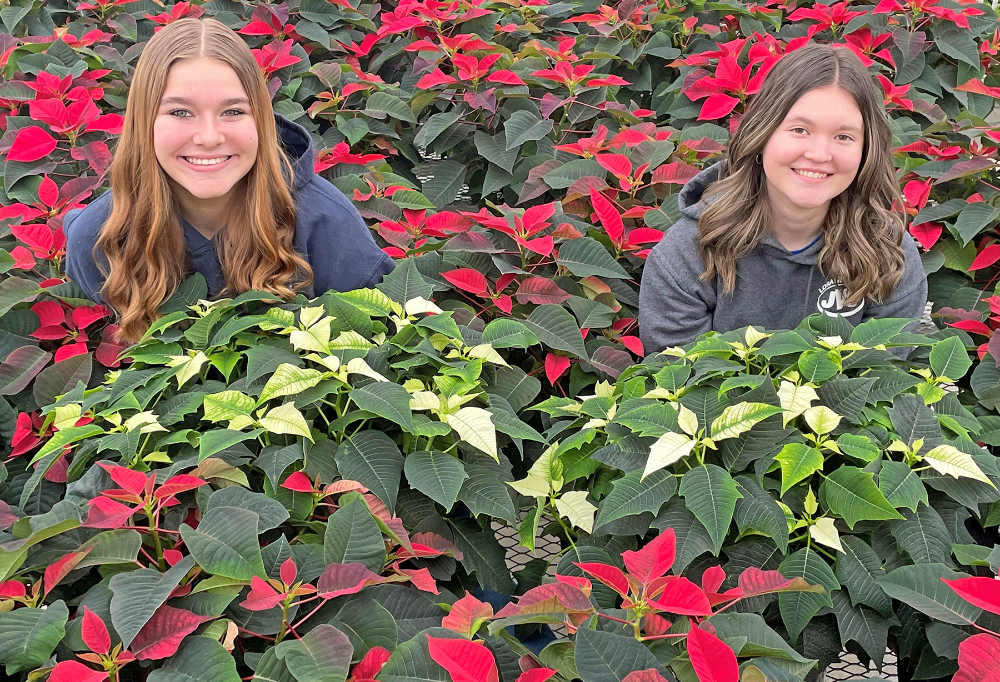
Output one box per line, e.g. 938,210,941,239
638,162,928,353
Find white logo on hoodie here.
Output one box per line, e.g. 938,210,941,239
817,279,864,318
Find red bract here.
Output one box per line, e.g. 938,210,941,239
317,562,384,598
252,39,301,77
943,576,1000,615
314,142,386,172
426,635,499,682
131,605,213,660
622,528,675,588
953,633,1000,682
351,646,393,681
874,0,983,28
787,1,866,35
443,268,489,296
76,0,140,11
29,92,123,136
7,126,57,162
545,353,571,385
686,622,739,682
910,222,943,250
146,1,205,30
877,75,913,111
684,55,778,120
10,412,47,457
84,464,206,528
839,27,895,67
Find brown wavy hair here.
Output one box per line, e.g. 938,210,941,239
97,17,312,342
697,43,906,306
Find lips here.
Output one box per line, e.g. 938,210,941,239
180,155,235,172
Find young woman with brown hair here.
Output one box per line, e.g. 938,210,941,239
639,43,927,354
65,18,393,342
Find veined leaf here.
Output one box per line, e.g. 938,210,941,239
444,407,498,462
710,402,782,441
643,431,695,478
202,390,255,422
554,490,597,534
259,363,324,405
0,600,68,674
778,548,838,642
679,464,741,554
595,470,677,531
260,402,313,441
922,444,996,487
876,563,981,625
404,450,467,512
777,381,818,426
180,509,265,581
820,466,904,529
774,443,824,495
929,336,972,381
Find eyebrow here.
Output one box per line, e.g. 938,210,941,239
160,96,250,107
786,116,862,133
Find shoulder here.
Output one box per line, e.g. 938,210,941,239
897,230,927,289
292,176,394,291
64,190,113,244
645,217,705,278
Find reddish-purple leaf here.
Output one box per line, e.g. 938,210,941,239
516,277,570,305
318,562,381,599
426,636,499,682
622,671,669,682
280,557,297,586
648,577,713,616
574,562,629,597
739,567,824,597
44,548,93,595
651,162,700,185
953,633,1000,682
622,528,675,585
80,606,111,656
130,605,213,660
687,622,739,682
442,593,494,638
494,583,594,618
944,576,1000,616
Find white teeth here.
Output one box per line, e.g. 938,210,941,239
794,169,829,179
185,156,231,166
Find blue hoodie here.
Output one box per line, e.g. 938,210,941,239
64,114,395,303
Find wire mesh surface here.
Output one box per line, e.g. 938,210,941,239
493,520,899,681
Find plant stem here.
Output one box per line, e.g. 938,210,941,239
145,509,165,570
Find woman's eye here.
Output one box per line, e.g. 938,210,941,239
168,109,191,117
791,127,807,134
224,109,246,116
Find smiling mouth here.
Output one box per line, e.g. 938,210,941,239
793,169,831,179
183,156,232,166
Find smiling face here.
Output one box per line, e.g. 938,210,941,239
761,85,865,228
153,57,258,213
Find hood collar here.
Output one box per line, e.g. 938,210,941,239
275,113,315,192
677,159,823,265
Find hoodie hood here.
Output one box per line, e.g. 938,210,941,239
275,113,315,193
677,159,823,265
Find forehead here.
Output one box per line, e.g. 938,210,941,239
783,86,863,132
161,58,248,102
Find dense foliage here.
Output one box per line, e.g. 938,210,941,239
2,0,1000,680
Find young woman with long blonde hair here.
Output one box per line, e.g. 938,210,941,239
65,18,393,342
639,44,927,354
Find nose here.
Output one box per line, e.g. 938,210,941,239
192,115,224,147
803,136,832,163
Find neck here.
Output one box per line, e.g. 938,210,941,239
172,182,236,241
765,194,828,252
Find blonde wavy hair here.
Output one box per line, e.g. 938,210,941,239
97,17,312,342
698,43,906,306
